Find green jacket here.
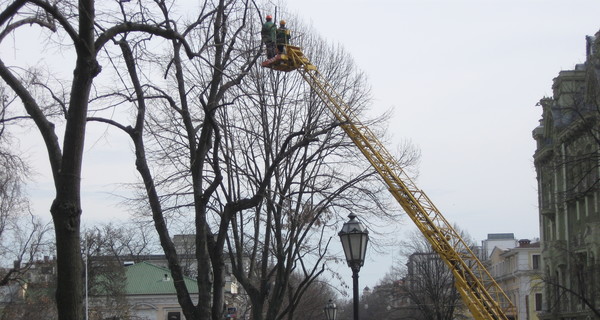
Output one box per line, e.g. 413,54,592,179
277,26,290,45
261,21,276,43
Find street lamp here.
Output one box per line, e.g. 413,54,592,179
338,213,369,320
324,299,337,320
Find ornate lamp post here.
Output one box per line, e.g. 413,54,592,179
338,213,369,320
324,299,337,320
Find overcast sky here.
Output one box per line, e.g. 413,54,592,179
282,0,600,288
14,0,600,291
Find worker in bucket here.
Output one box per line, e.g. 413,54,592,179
261,15,277,58
276,20,291,54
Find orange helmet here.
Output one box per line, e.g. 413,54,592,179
280,20,286,25
266,15,272,21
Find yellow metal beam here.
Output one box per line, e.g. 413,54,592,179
267,45,516,320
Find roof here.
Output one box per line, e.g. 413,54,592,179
489,246,509,259
124,262,198,295
486,233,515,240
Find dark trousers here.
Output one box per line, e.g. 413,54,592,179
266,42,276,58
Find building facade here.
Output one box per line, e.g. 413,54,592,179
89,254,245,320
0,257,58,319
488,240,543,320
532,32,600,319
481,233,519,260
90,261,200,320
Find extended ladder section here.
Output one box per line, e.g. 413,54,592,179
263,45,516,320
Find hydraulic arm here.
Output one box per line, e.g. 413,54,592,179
262,45,515,320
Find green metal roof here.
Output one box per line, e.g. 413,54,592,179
124,261,199,295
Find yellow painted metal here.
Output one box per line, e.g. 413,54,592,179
268,46,516,320
261,45,316,72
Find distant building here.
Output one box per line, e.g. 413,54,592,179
481,233,518,260
89,254,244,319
532,31,600,319
0,235,246,319
90,234,241,299
488,239,543,320
0,257,57,319
91,261,200,320
361,279,420,320
0,283,26,312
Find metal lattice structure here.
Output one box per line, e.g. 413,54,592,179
262,45,516,320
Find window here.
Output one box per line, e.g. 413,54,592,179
535,293,543,311
525,295,529,320
532,255,540,270
167,312,181,320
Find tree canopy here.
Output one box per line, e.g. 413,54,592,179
0,1,419,320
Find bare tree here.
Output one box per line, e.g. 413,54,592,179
0,85,53,288
0,0,422,318
404,252,460,320
0,1,202,319
83,223,154,263
287,276,337,320
0,212,52,286
0,278,58,320
0,208,54,320
87,6,419,320
82,223,155,320
0,85,30,251
82,1,263,319
220,15,423,320
346,273,421,320
394,228,473,320
0,87,54,320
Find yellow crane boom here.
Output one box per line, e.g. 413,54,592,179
262,45,515,320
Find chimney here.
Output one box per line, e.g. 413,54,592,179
518,239,531,247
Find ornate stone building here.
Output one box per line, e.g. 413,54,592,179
532,31,600,320
488,239,543,320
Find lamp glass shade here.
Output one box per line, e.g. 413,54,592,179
338,213,369,269
324,300,337,320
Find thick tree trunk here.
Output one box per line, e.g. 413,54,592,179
51,198,83,320
51,63,93,320
51,1,97,319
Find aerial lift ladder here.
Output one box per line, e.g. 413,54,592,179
262,46,516,320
